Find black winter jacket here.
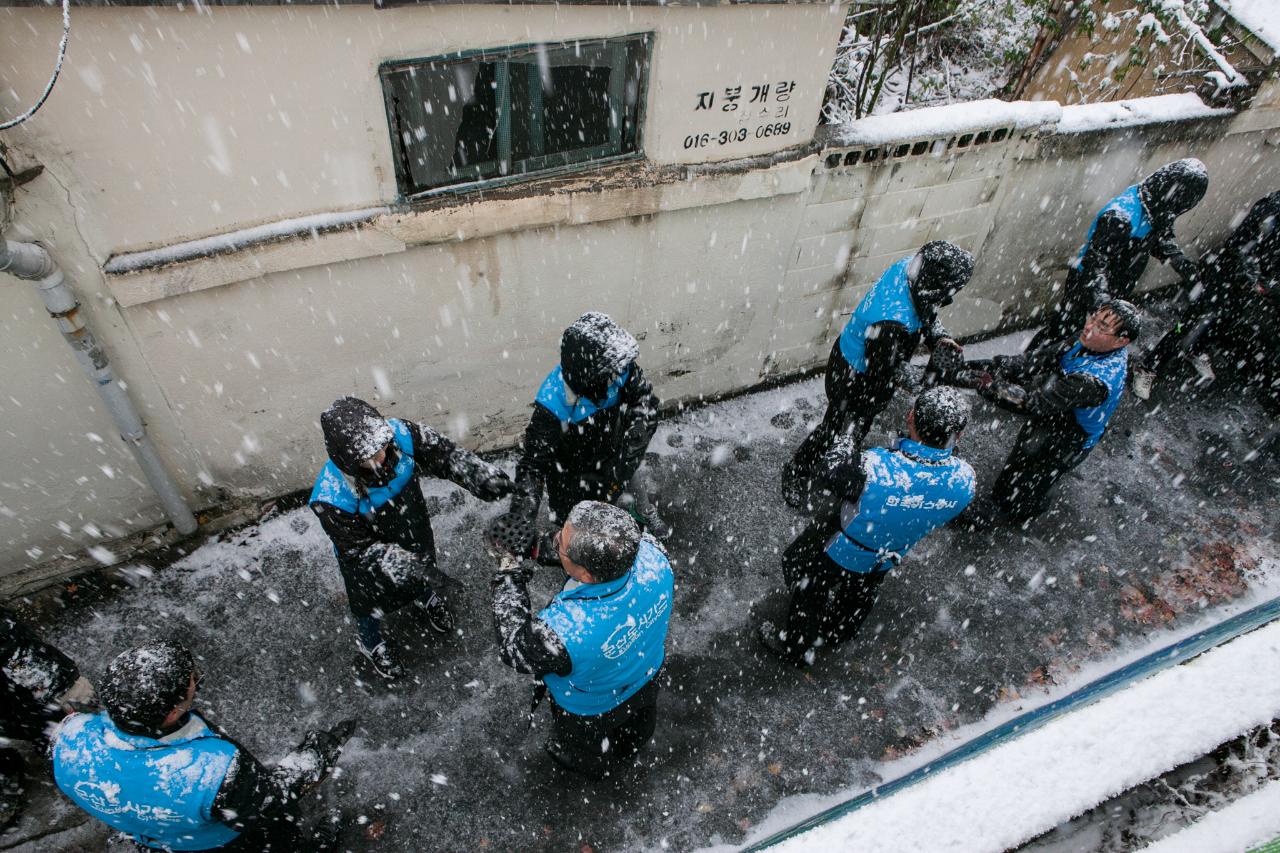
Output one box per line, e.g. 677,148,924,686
311,421,509,617
514,364,659,518
1069,208,1189,306
1,607,79,741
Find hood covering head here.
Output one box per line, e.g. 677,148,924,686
560,312,640,402
911,241,975,310
321,396,396,481
912,387,970,449
1140,158,1207,220
100,641,195,731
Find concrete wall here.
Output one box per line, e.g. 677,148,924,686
3,2,1280,584
0,2,841,577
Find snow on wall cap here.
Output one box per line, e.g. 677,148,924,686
1218,0,1280,53
1056,93,1233,134
825,99,1063,148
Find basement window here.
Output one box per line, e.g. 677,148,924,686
380,35,651,198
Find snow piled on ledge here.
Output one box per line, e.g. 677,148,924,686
1057,93,1235,134
825,93,1232,147
103,206,389,275
825,99,1063,147
1219,0,1280,53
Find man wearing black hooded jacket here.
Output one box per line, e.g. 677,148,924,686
782,240,975,507
1132,189,1280,403
310,397,513,679
1029,158,1208,354
508,312,663,531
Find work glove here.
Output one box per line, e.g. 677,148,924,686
949,368,993,391
472,467,515,502
576,473,623,502
288,718,358,792
1168,253,1198,283
979,378,1028,408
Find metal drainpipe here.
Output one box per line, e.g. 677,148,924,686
0,223,199,536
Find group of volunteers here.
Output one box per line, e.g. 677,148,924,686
3,156,1278,852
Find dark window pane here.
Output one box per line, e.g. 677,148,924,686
382,35,649,195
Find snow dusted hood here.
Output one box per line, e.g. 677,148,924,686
560,312,639,402
321,396,395,479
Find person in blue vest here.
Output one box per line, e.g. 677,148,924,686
1028,158,1206,355
1,607,95,829
507,312,666,535
51,641,355,852
966,301,1140,523
782,241,975,508
762,387,975,667
489,500,674,778
310,396,513,679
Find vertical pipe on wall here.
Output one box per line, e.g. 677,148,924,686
0,222,199,536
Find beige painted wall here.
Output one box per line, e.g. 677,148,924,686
4,3,1280,585
1,4,842,256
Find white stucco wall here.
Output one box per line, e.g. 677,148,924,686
1,3,841,255
3,2,1280,586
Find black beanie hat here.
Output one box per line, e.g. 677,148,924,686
321,397,395,478
100,641,195,730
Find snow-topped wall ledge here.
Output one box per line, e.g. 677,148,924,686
1055,93,1236,135
822,99,1064,148
819,93,1233,150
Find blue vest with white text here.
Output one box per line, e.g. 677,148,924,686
310,418,415,514
539,539,674,716
52,712,239,852
535,365,630,425
1074,185,1153,266
1060,343,1127,449
838,257,922,372
824,440,975,573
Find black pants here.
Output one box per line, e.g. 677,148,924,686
777,524,887,665
786,344,889,487
992,420,1091,522
545,675,660,778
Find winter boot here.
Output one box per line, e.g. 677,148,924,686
1131,367,1156,401
1187,352,1216,383
358,641,406,680
757,621,813,667
415,592,456,635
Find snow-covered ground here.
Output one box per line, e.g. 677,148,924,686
4,318,1279,852
717,605,1280,852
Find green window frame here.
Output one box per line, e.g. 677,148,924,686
380,34,652,199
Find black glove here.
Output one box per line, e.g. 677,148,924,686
473,468,515,502
979,377,1026,407
577,473,624,502
950,368,992,390
486,511,539,559
1168,253,1198,282
290,718,358,790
